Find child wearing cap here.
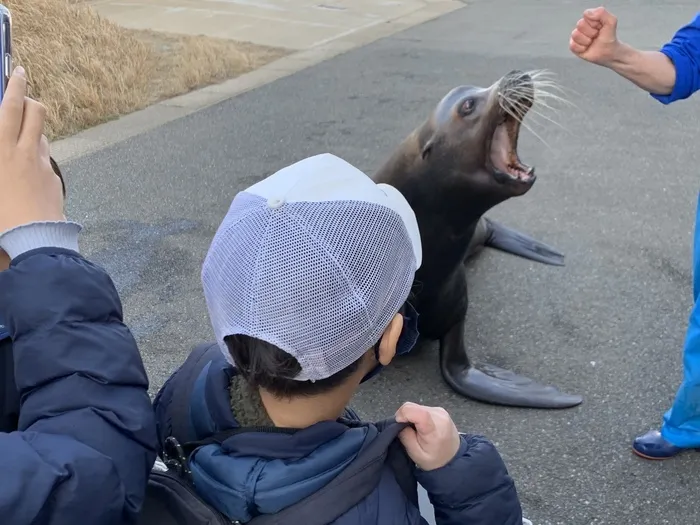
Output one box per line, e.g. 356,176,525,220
152,154,524,524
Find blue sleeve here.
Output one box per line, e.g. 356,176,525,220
0,248,157,525
651,12,700,104
414,434,523,525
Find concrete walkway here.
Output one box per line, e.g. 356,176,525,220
88,0,459,50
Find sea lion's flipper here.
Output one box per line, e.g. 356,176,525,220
439,320,583,409
482,217,565,267
448,364,584,409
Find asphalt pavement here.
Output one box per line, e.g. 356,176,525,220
63,1,700,523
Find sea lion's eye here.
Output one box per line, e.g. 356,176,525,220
459,98,475,117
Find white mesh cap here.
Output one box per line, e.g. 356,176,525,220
201,153,422,381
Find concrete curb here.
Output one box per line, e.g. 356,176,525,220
51,0,464,164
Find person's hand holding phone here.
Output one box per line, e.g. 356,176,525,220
0,67,65,269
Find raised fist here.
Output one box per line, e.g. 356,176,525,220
569,7,621,67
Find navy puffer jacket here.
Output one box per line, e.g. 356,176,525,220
0,248,157,524
153,343,524,525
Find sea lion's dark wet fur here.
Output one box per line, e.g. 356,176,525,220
373,70,582,409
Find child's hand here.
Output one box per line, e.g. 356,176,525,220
395,402,461,471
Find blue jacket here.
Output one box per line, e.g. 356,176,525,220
153,342,523,525
653,12,700,104
0,248,158,525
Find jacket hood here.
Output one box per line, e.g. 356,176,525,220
155,344,378,523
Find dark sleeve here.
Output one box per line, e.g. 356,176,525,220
414,434,523,525
0,248,157,525
652,12,700,104
0,333,20,433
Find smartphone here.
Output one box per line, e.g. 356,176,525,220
0,4,11,104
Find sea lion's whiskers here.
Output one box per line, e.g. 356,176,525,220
497,98,553,151
530,79,570,96
526,68,556,78
530,77,579,110
502,77,575,136
521,107,569,132
531,83,578,131
507,83,571,114
526,68,569,88
533,89,577,111
499,90,565,133
498,93,527,120
511,69,578,106
506,93,569,133
532,82,571,98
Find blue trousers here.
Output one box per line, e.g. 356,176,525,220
661,193,700,447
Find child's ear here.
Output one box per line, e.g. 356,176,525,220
378,314,403,366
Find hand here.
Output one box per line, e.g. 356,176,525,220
569,7,621,67
395,402,461,471
0,67,65,239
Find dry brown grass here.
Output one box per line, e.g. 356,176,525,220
7,0,288,139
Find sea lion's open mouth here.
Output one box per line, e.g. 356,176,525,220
488,112,534,184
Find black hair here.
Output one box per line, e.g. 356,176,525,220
50,157,66,197
225,291,416,398
224,334,367,398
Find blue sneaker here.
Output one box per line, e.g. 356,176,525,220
632,430,690,460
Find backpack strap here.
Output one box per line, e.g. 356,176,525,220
247,420,413,525
373,417,419,507
168,342,220,443
386,433,419,507
163,426,299,483
340,408,418,505
164,419,418,525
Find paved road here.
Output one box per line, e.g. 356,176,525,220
63,1,700,523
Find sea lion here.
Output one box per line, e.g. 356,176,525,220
372,70,582,409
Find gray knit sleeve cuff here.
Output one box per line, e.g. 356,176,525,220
0,221,83,259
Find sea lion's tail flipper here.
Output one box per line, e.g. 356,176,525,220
448,363,584,409
483,217,565,266
440,321,583,409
